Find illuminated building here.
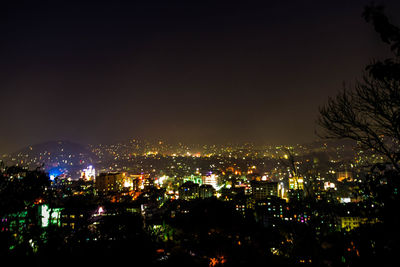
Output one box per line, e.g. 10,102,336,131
155,175,168,187
95,172,124,193
251,181,279,200
61,207,91,229
340,217,373,231
324,182,336,190
39,204,62,227
289,177,304,190
337,171,353,182
121,173,143,190
81,165,96,181
288,177,305,201
129,174,150,190
226,166,241,175
202,174,219,189
278,182,285,199
340,197,351,203
183,174,203,185
123,177,133,188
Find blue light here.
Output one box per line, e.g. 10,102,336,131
48,167,63,180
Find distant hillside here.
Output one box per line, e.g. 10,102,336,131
7,140,97,179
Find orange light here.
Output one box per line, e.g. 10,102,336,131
209,258,218,267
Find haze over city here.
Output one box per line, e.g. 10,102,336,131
1,0,400,153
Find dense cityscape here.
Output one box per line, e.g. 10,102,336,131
1,138,397,265
1,1,400,266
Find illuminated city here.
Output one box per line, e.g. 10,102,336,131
1,1,400,266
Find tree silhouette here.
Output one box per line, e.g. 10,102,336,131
317,5,400,265
0,166,49,216
317,4,400,172
0,166,49,258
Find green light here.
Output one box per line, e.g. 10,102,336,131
39,204,62,227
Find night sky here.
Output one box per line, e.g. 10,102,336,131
1,0,399,153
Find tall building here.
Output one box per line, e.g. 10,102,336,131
289,177,304,190
95,173,124,193
202,174,219,189
199,184,215,199
254,196,287,227
178,181,199,200
251,181,279,200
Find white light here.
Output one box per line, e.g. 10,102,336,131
123,179,133,188
203,174,218,189
81,165,96,181
98,206,104,215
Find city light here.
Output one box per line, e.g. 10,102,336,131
2,1,399,265
81,165,95,181
202,174,218,189
39,204,61,227
97,206,104,216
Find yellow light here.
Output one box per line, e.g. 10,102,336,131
123,179,133,188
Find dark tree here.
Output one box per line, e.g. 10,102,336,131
317,6,400,265
317,4,400,172
0,166,49,216
0,165,50,259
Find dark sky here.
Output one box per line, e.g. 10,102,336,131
1,0,399,153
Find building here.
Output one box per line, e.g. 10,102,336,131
60,204,97,230
202,174,219,189
38,204,62,227
251,181,279,200
61,209,87,230
199,184,215,199
337,171,353,182
178,181,199,200
254,196,287,227
95,172,124,193
80,165,96,181
235,203,246,217
289,176,304,190
288,189,304,202
339,217,379,231
339,215,379,231
183,175,203,185
340,217,364,231
324,182,336,190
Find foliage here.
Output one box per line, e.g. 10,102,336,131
0,166,49,216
